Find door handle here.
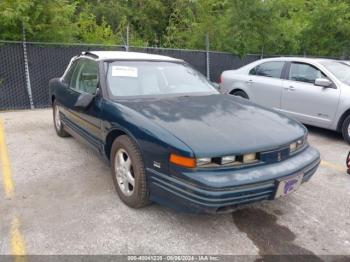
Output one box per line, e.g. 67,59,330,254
284,86,296,91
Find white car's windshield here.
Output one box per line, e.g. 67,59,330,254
106,61,218,97
321,61,350,85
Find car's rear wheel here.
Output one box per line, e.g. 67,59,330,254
341,115,350,144
53,101,70,137
110,135,149,208
231,90,249,99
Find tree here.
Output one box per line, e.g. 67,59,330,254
163,0,197,48
75,5,116,45
1,0,350,57
301,0,350,57
0,0,76,42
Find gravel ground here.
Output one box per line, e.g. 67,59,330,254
0,109,349,259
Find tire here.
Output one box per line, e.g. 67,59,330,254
110,135,149,208
232,90,249,99
341,115,350,144
53,100,70,137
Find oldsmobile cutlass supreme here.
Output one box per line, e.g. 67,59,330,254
49,51,320,213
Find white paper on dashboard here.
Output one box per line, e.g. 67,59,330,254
111,66,138,77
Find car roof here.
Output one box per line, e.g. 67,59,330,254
257,57,339,64
82,51,182,62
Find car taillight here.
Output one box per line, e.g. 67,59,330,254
219,74,223,84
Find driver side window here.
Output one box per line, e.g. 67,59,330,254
70,59,99,94
288,62,327,84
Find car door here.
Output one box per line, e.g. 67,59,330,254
55,59,79,117
280,62,340,128
61,58,103,150
247,61,285,109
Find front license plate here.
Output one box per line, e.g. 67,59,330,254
274,173,303,199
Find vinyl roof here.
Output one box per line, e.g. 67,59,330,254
82,51,182,62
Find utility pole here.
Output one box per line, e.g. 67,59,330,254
126,23,129,52
22,22,34,109
206,33,210,81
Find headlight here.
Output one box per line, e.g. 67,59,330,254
290,135,307,153
197,155,240,167
221,156,236,165
243,153,257,163
196,154,258,167
196,158,212,167
170,153,260,169
289,142,297,152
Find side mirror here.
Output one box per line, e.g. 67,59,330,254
315,78,332,88
74,90,98,110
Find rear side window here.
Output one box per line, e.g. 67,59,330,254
288,62,326,84
249,61,284,79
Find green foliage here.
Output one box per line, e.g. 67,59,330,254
163,0,197,48
76,6,116,44
0,0,76,42
301,0,350,57
0,0,32,40
1,0,350,57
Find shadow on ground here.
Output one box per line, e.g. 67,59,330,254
232,208,323,262
306,125,343,142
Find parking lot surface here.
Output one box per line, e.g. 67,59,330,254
0,109,349,258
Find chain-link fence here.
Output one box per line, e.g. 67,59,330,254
0,41,261,110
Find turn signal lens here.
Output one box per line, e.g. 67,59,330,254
243,153,257,163
170,154,196,168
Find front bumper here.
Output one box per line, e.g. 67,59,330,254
147,146,320,214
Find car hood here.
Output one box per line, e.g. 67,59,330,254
117,94,306,157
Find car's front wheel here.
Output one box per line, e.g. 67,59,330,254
110,135,149,208
53,101,70,137
341,115,350,144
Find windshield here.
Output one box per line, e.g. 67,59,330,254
321,61,350,85
106,61,218,97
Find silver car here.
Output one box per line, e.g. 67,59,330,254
220,57,350,144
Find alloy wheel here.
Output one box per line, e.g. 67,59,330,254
114,149,135,197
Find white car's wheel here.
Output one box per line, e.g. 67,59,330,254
341,115,350,144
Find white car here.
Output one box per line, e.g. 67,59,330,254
220,57,350,144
